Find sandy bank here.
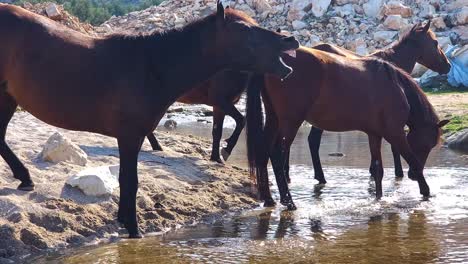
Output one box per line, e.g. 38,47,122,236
0,112,256,262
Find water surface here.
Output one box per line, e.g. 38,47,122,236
37,123,468,263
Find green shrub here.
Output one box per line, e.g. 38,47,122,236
12,0,164,25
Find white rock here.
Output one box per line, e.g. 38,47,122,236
287,0,313,21
373,30,398,43
41,132,87,166
350,38,368,55
454,6,468,25
411,63,429,77
363,0,384,18
308,34,321,46
381,1,412,18
66,165,120,197
292,20,308,30
444,0,468,12
45,3,61,20
419,3,436,18
437,36,452,50
447,129,468,152
383,15,408,30
432,16,446,29
334,4,355,17
334,0,359,5
311,0,331,17
247,0,272,13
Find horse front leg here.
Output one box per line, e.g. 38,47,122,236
146,132,163,151
117,135,144,238
391,145,404,178
210,106,225,163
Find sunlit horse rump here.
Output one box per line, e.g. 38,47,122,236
0,2,299,237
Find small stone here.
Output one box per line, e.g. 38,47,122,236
66,165,120,197
164,120,177,130
41,132,87,166
373,30,398,43
292,20,308,30
381,1,412,18
383,15,408,30
419,3,436,19
363,0,384,18
45,3,61,20
432,16,446,29
328,152,345,157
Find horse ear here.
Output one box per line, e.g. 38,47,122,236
437,119,450,128
422,20,431,32
216,0,225,26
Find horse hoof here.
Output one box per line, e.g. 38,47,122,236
315,178,327,185
152,146,163,152
210,156,224,164
17,182,35,191
263,198,276,207
128,231,143,239
286,203,297,211
221,148,231,161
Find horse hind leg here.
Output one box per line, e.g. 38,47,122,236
385,130,429,197
368,134,384,199
0,86,34,191
221,103,245,162
146,132,163,151
308,127,326,184
210,106,225,163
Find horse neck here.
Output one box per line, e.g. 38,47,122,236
379,40,419,74
148,22,224,102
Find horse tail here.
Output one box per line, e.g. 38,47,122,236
246,74,268,197
377,59,438,127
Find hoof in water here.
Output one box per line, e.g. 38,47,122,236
128,231,143,239
286,203,297,211
17,182,35,191
221,148,231,162
315,178,327,185
395,171,404,178
263,198,276,207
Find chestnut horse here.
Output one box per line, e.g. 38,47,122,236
146,69,249,163
0,2,299,237
282,21,451,184
246,47,449,209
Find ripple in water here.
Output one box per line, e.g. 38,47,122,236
38,165,468,264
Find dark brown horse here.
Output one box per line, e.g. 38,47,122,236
282,21,451,184
246,47,449,209
0,2,299,237
146,69,249,163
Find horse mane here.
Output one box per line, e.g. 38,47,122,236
367,58,439,129
105,8,257,42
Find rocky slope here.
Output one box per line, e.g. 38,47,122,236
96,0,467,59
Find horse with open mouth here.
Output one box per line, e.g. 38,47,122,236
0,1,298,237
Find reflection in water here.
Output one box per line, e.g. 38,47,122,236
35,123,468,263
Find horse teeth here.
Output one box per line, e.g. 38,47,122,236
284,50,296,58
